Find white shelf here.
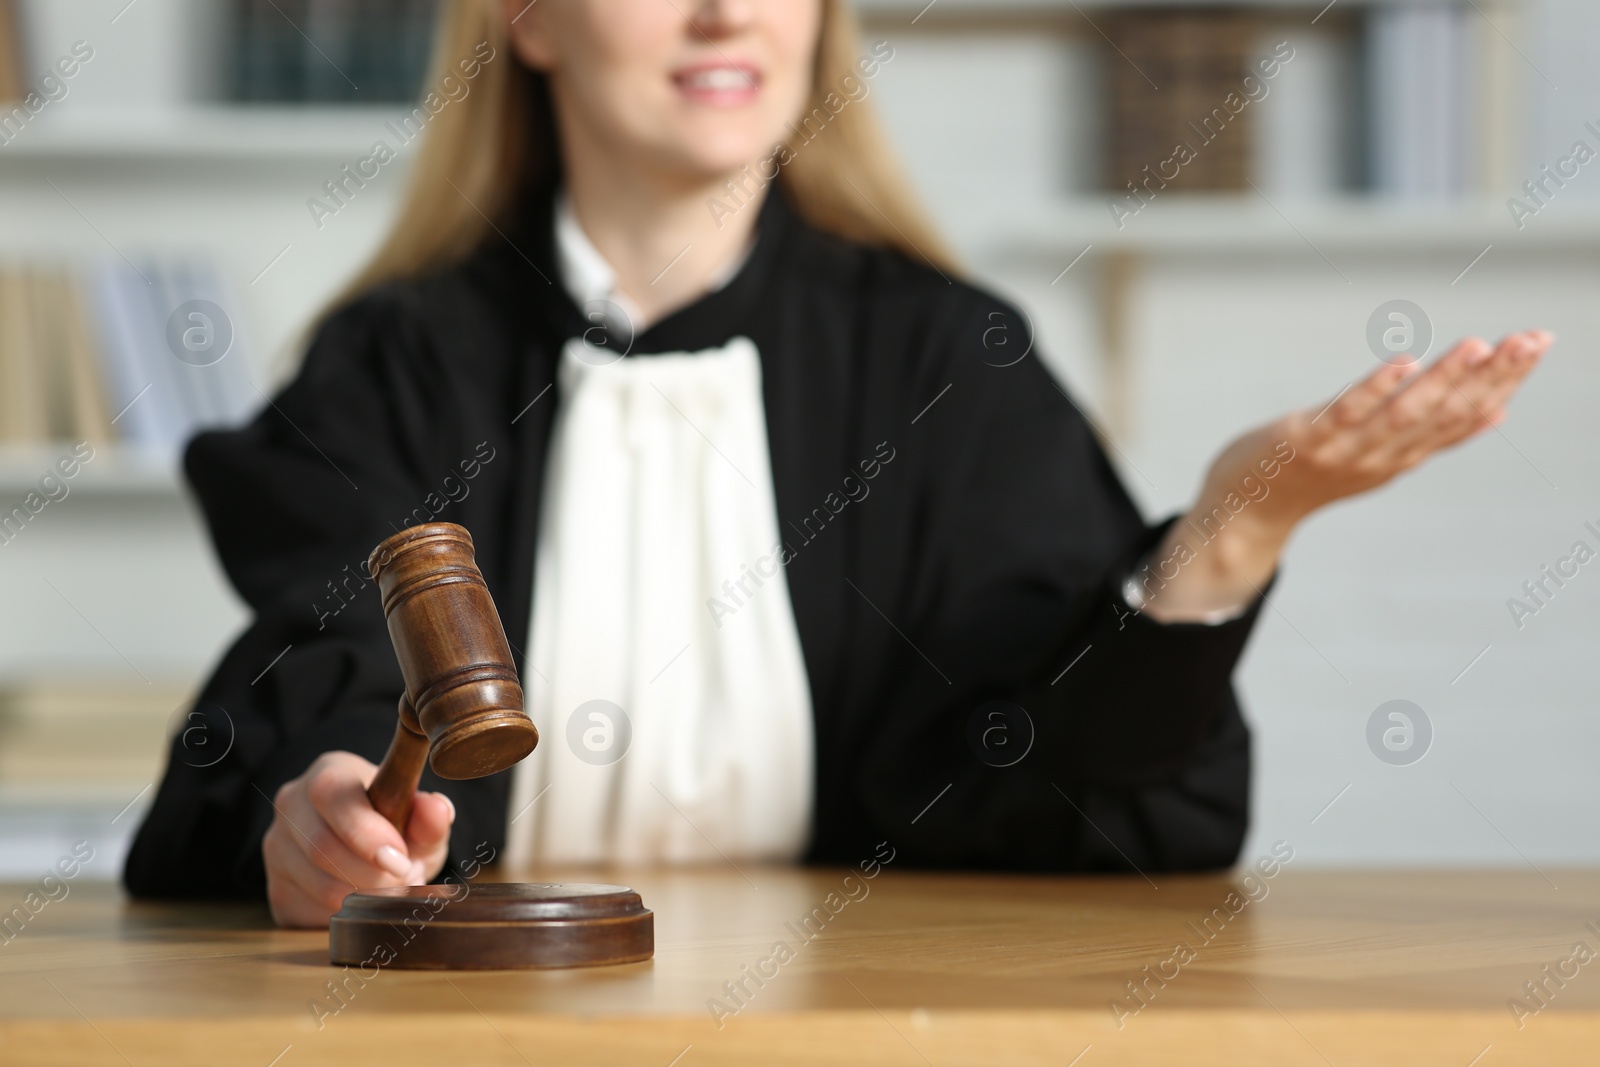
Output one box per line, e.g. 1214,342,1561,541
0,444,182,495
0,106,416,165
5,109,1575,257
961,196,1600,258
858,0,1513,15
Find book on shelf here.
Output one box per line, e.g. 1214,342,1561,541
0,0,21,102
233,0,440,104
29,270,113,442
0,272,46,443
0,260,257,454
1099,2,1491,200
0,271,110,444
90,259,258,451
1104,9,1260,195
1251,19,1359,197
1366,4,1474,198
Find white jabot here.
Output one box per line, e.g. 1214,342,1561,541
504,198,813,868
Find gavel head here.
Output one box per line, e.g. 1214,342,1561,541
368,523,538,780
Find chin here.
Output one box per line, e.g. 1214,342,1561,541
661,124,783,181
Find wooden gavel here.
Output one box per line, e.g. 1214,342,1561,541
364,522,539,831
332,521,653,970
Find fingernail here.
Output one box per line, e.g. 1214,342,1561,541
1468,344,1494,365
375,845,410,878
436,792,456,822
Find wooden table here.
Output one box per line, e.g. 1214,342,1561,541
2,865,1598,1065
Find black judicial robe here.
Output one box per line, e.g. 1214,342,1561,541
124,187,1267,898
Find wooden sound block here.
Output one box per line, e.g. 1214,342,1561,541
329,883,653,970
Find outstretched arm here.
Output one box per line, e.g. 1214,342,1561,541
1141,329,1552,622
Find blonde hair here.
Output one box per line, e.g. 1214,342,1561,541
334,0,956,306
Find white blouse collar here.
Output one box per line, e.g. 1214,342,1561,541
554,190,621,310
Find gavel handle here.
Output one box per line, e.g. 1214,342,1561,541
368,696,429,833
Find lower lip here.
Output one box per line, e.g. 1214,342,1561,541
673,72,761,107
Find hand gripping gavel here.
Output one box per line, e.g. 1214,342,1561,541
330,521,653,970
364,522,539,831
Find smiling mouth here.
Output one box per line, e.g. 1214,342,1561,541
673,65,763,101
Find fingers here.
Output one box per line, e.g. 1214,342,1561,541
1312,359,1419,436
1278,326,1551,514
261,752,441,929
1387,330,1550,464
1472,329,1550,420
1438,335,1521,419
303,753,415,882
1306,340,1477,469
1427,333,1537,445
264,819,357,928
1366,337,1489,448
1362,336,1494,465
1360,329,1550,471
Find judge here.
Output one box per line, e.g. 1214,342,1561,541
125,0,1548,927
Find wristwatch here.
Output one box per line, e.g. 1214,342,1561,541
1119,557,1251,626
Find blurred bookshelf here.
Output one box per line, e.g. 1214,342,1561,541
0,681,187,878
857,0,1524,12
229,0,438,104
0,0,1578,540
858,0,1527,200
0,443,179,494
0,0,1595,872
0,2,442,499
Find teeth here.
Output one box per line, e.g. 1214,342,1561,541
685,68,753,91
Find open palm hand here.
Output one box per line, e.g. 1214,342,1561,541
1230,328,1551,531
1142,329,1551,622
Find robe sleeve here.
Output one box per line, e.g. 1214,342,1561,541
122,292,501,898
856,289,1266,874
